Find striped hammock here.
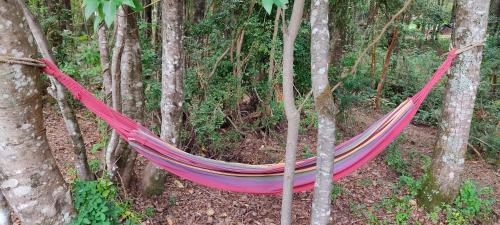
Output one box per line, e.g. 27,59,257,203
40,49,457,194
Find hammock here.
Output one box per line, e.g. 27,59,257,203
39,49,457,194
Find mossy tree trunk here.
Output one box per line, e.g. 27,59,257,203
17,0,94,181
418,0,490,209
105,6,145,187
142,0,185,196
0,2,75,222
310,0,336,224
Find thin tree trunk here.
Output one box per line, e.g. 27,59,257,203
266,8,281,114
60,0,72,30
152,2,159,46
310,1,336,224
105,7,126,179
371,46,377,87
280,1,305,224
113,7,145,187
234,29,245,118
16,0,94,181
105,7,145,186
0,3,75,223
492,73,497,94
0,193,10,225
142,0,184,196
418,0,490,209
374,26,399,111
193,0,206,23
98,25,112,105
144,0,152,24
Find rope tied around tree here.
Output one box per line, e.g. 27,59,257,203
0,56,45,67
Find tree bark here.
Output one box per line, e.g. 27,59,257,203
98,25,112,106
0,193,10,225
280,1,305,225
418,0,490,209
265,8,281,114
371,46,377,87
116,7,145,187
0,3,75,223
374,26,399,111
16,0,94,181
104,7,144,187
152,2,160,46
193,0,206,23
105,8,126,179
310,1,336,225
142,0,184,196
59,0,72,30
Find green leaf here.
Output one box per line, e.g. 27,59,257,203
273,0,287,8
131,0,143,11
102,1,117,27
102,189,110,198
262,0,274,14
84,0,99,19
93,15,102,32
122,0,135,8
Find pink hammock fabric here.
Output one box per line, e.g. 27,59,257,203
40,49,457,194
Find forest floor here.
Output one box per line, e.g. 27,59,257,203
44,105,499,225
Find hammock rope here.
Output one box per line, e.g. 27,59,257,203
0,49,460,194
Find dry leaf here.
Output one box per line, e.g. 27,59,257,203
206,208,215,216
174,180,184,188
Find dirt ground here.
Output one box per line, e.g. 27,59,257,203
44,105,499,225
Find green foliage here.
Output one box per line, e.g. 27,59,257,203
378,175,496,224
258,100,286,130
261,0,288,14
83,0,143,29
144,206,155,218
183,1,298,152
58,33,102,87
384,137,409,176
70,178,141,225
382,49,446,125
470,34,500,164
301,145,315,159
89,159,101,172
330,183,344,201
138,20,162,113
444,181,495,224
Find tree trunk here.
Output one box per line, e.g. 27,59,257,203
117,7,145,187
418,0,490,209
496,0,500,33
104,7,145,187
266,8,281,114
59,0,72,30
105,7,126,179
142,0,184,196
144,0,152,24
0,3,75,223
280,1,305,225
310,1,336,225
0,193,10,225
374,26,399,111
371,46,377,88
152,2,160,46
98,25,112,105
193,0,206,23
16,0,94,181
